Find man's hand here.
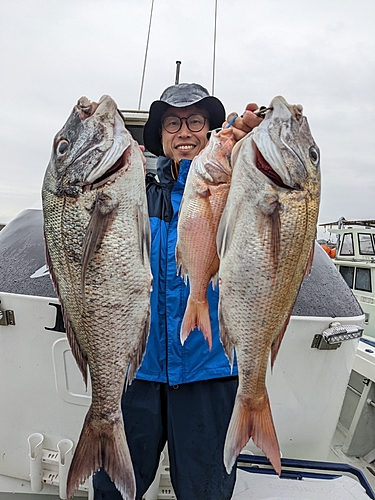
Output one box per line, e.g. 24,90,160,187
223,103,264,142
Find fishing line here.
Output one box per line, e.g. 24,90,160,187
138,0,155,110
212,0,218,95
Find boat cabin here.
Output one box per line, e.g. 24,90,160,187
320,218,375,339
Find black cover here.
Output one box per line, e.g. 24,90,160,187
0,209,56,298
0,209,363,319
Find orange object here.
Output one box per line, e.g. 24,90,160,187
321,244,336,258
329,247,337,258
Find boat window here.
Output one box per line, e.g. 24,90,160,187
125,125,144,146
358,233,375,255
355,267,372,292
340,233,354,256
339,266,354,288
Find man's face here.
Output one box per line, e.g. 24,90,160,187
161,105,210,162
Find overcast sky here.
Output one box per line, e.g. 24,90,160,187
1,0,374,231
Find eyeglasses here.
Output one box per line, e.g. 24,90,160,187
162,114,209,134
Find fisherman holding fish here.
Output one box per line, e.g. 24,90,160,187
43,83,319,500
92,83,263,500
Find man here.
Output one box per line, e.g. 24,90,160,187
93,83,262,500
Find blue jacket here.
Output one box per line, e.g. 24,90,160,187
136,156,237,385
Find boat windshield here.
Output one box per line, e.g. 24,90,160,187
341,233,354,255
358,233,375,255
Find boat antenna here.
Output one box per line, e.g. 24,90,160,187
175,61,182,84
138,0,155,110
211,0,218,95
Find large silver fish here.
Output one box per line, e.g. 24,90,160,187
42,95,152,500
217,96,320,475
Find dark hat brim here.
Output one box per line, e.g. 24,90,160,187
143,95,226,157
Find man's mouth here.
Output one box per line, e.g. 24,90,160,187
176,144,195,151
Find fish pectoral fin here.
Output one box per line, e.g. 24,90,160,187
81,192,119,299
224,391,281,476
258,195,281,269
137,201,151,266
269,208,281,269
196,186,210,198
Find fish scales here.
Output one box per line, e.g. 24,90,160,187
217,96,320,476
42,95,151,500
176,127,235,348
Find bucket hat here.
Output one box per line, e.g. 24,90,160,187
143,83,225,157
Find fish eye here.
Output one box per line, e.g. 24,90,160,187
309,146,319,165
57,140,69,155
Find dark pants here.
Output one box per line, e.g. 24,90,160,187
93,377,238,500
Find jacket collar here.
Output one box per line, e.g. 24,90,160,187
156,156,191,186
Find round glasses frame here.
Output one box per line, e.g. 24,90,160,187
162,114,209,134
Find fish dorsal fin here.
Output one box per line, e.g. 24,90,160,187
81,192,119,300
44,232,88,386
137,200,151,266
268,208,281,271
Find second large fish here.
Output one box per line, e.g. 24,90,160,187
42,95,152,500
176,127,235,348
217,96,321,475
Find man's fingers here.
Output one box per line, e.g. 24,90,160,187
224,103,264,142
243,112,262,129
245,103,259,112
223,112,238,128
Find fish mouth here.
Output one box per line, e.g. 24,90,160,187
84,111,131,188
90,148,128,188
255,146,292,189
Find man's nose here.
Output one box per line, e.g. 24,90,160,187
178,120,191,135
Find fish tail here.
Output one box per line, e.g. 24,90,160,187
224,391,281,476
180,298,212,350
67,407,135,500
